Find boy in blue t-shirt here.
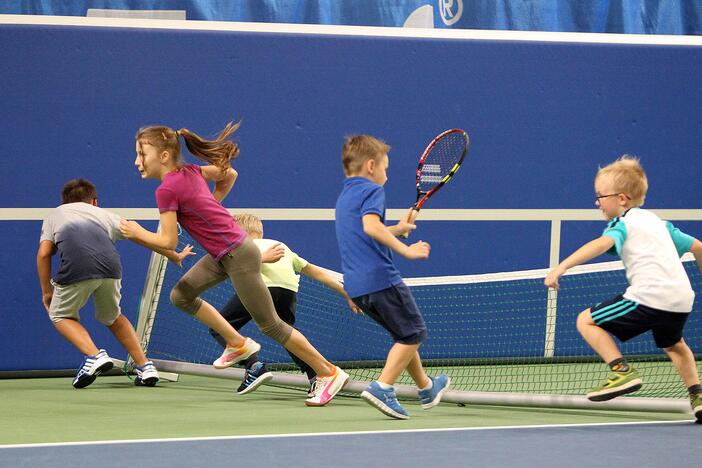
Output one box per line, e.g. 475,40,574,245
545,156,702,422
335,135,450,419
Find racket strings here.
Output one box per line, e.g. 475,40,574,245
418,133,466,192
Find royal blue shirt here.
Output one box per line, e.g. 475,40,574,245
335,177,403,297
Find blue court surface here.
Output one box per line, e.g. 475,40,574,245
2,421,698,468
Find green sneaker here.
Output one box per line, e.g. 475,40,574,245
690,394,702,424
586,368,642,402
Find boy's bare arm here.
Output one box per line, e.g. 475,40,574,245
301,263,362,314
301,263,345,295
545,236,615,289
36,240,56,311
689,238,702,273
362,214,429,260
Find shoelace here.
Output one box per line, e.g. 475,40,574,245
78,357,97,375
244,371,258,385
309,378,325,398
136,365,152,377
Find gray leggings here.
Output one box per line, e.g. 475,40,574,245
170,237,293,344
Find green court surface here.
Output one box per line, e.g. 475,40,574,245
0,374,692,445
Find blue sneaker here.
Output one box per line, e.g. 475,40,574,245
72,349,113,389
418,374,451,409
237,362,273,395
361,381,409,420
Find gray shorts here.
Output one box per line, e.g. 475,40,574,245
49,278,122,326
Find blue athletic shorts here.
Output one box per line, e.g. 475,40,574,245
590,294,689,348
352,282,427,345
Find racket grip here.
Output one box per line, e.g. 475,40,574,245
398,207,420,239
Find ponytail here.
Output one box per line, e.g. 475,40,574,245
177,121,241,173
136,120,241,173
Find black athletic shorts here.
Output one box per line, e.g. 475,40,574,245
590,294,689,348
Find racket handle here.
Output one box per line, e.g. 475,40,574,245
398,207,420,239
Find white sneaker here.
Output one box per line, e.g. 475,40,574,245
72,349,114,389
307,377,317,398
135,361,160,387
213,337,261,369
305,366,349,406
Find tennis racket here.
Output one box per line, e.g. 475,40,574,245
400,128,469,238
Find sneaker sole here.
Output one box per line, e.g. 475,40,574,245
421,376,452,410
693,403,702,423
361,391,409,420
135,376,159,387
587,379,642,402
304,371,349,407
237,372,273,395
213,341,262,369
73,360,114,389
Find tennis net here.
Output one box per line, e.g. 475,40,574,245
135,231,701,412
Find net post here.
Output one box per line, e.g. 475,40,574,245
543,219,561,358
133,236,172,372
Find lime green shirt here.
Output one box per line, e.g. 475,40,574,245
254,238,308,292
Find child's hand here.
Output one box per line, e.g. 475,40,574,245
42,288,53,312
394,207,418,238
172,244,196,268
120,219,143,240
544,268,564,289
344,294,363,315
403,240,430,260
261,242,285,263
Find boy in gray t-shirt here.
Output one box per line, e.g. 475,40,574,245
38,179,190,388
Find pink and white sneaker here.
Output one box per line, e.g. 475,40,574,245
305,366,349,406
213,337,261,369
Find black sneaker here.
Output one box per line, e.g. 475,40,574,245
237,362,272,395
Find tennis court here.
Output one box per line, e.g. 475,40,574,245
2,12,702,468
1,374,698,468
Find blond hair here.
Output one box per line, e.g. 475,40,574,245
596,155,648,206
342,135,390,176
233,213,263,237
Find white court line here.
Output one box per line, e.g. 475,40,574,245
0,419,691,450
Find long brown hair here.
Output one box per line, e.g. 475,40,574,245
136,120,241,173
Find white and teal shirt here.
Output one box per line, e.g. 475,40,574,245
254,238,308,292
40,202,124,285
603,208,695,312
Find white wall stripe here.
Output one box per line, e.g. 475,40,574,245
3,14,702,46
2,208,702,221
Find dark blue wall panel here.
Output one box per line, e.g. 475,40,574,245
1,24,700,370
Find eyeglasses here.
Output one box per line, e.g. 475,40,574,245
595,193,630,203
595,193,620,201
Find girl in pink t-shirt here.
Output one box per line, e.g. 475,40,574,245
120,121,348,406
